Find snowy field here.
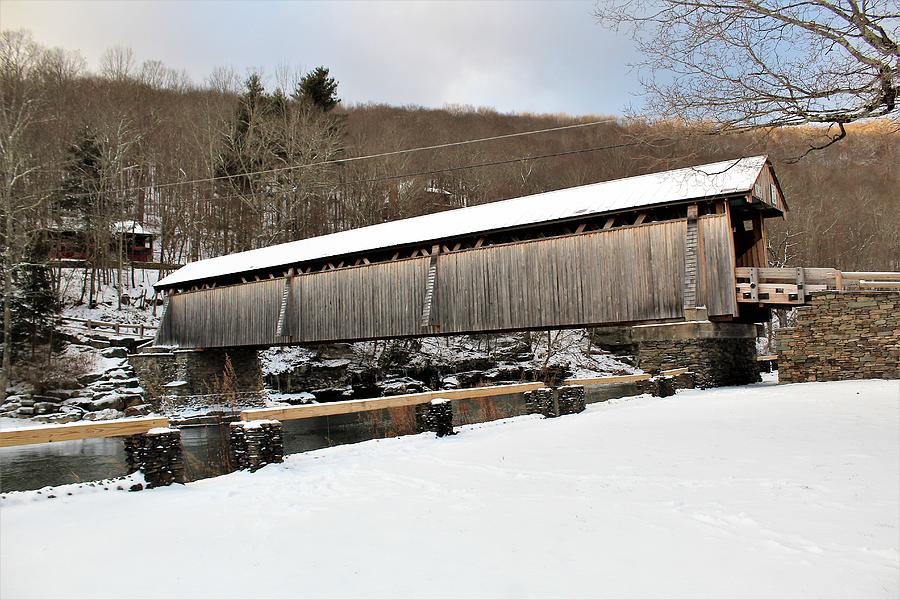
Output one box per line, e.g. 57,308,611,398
1,379,898,599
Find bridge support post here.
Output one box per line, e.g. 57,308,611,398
228,420,284,471
632,322,761,388
416,399,455,437
124,428,185,488
523,385,585,418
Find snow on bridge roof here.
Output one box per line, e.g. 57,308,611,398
156,155,769,289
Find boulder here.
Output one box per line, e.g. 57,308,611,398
82,408,123,421
379,377,428,396
47,413,82,424
32,395,63,405
76,372,104,385
120,394,145,409
34,402,62,415
281,392,316,405
91,394,126,411
125,404,152,417
100,347,129,359
16,407,34,416
105,369,132,380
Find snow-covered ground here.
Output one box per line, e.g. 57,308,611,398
2,379,897,599
57,267,162,327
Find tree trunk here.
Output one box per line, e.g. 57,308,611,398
0,208,13,404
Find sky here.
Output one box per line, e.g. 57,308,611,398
1,0,641,116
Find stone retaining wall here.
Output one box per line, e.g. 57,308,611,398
778,291,899,383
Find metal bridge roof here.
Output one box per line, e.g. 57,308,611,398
156,155,770,289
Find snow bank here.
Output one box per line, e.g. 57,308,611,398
1,380,897,599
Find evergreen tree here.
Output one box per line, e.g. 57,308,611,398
294,66,340,112
5,237,59,359
57,127,103,219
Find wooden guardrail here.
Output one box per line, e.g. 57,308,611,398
0,370,693,447
562,368,689,386
241,382,548,421
58,316,157,338
241,369,692,422
735,267,900,305
0,417,169,448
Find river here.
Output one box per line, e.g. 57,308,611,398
0,384,635,493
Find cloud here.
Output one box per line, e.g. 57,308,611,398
1,0,640,115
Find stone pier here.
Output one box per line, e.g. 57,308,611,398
228,420,285,471
124,428,185,488
130,347,263,406
416,399,455,437
595,320,761,388
523,385,586,418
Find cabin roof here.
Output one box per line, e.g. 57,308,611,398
157,155,771,289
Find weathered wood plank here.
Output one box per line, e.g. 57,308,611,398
240,382,547,421
562,368,689,386
0,417,169,448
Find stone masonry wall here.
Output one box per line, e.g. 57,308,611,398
778,291,900,383
130,348,263,403
637,338,760,388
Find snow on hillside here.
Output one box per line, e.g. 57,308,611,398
2,379,897,599
57,267,163,327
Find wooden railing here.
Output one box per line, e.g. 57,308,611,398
58,316,157,338
240,369,690,422
735,268,900,305
0,370,691,447
0,417,169,448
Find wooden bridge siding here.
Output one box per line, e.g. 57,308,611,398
291,257,430,342
698,214,738,317
433,220,686,332
156,278,284,347
157,219,725,348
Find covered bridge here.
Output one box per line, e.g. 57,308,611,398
154,155,787,349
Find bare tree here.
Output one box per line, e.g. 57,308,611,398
99,45,135,81
138,59,169,89
0,30,47,402
38,46,86,85
594,0,899,151
207,65,241,94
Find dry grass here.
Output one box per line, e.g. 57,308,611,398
481,397,504,423
386,405,418,436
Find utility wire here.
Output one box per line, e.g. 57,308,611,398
58,137,670,211
29,118,621,201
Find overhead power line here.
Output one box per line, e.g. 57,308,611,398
31,118,622,201
98,137,671,209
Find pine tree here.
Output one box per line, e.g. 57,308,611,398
58,128,103,218
6,237,59,359
294,66,340,112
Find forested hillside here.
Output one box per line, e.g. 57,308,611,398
4,31,898,279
